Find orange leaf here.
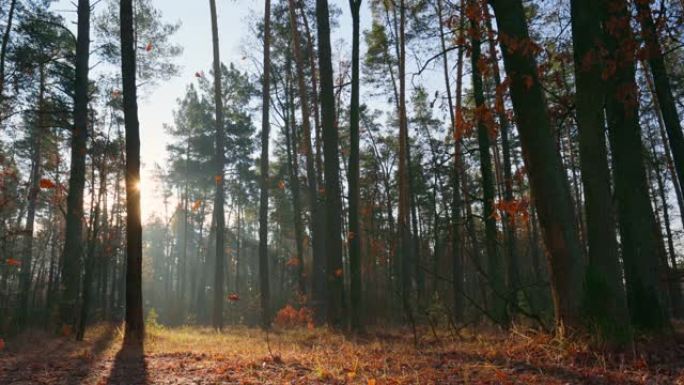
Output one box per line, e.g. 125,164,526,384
145,42,153,52
0,338,4,351
368,379,377,385
278,180,286,190
286,257,301,267
227,293,240,302
191,199,202,212
39,179,56,189
6,258,21,267
215,175,223,184
334,268,343,278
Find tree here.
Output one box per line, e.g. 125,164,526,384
315,0,344,327
347,0,362,331
468,0,507,324
569,0,630,340
121,0,144,343
59,0,91,336
208,0,226,331
258,0,272,329
601,0,668,331
488,0,585,330
635,0,684,190
0,0,17,101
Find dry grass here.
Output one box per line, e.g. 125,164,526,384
0,323,683,384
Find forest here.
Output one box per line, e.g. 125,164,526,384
0,0,684,383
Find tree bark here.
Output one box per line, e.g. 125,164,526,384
208,0,226,331
315,0,344,328
286,0,325,309
60,0,90,336
347,0,362,331
489,0,585,330
0,0,16,101
569,0,630,340
121,0,144,343
601,0,668,331
635,0,684,190
18,64,46,328
469,3,508,324
258,0,272,329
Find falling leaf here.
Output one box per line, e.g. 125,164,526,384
195,71,205,78
278,180,286,190
6,258,21,267
347,231,355,241
286,257,301,267
215,175,223,185
191,199,202,212
145,42,153,52
368,379,377,385
39,179,56,189
228,293,240,302
334,268,343,278
0,338,4,351
111,89,122,98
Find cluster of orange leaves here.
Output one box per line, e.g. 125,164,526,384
493,197,530,224
39,178,57,189
274,305,314,330
5,258,21,267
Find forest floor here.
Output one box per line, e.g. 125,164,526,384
1,323,684,384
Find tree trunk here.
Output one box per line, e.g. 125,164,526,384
208,0,226,331
347,0,362,331
60,0,90,336
469,4,508,324
286,0,325,311
0,0,16,101
602,0,668,331
451,0,466,322
284,71,306,295
635,0,684,190
315,0,344,328
121,0,144,343
569,0,630,340
258,0,272,329
489,0,585,330
18,64,47,328
484,10,520,304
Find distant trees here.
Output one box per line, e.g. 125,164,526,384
2,0,684,344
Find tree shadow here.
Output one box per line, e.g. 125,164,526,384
0,325,117,385
106,338,148,385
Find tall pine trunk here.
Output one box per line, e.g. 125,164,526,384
315,0,344,328
347,0,362,331
208,0,226,331
635,0,684,189
569,0,630,340
60,0,90,336
18,64,46,328
468,3,508,324
258,0,272,329
121,0,144,343
602,0,668,331
489,0,585,330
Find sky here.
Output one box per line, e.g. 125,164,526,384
50,0,366,222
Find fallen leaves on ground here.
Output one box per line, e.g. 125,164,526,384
0,324,683,384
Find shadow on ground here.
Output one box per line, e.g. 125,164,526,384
106,339,148,385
